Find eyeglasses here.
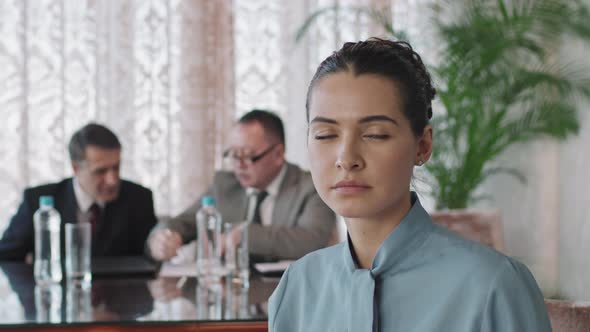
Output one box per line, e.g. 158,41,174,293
223,144,277,165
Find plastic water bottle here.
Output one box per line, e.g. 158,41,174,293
196,196,223,285
34,196,62,285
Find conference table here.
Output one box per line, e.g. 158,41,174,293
0,261,277,331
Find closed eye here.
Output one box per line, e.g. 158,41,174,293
363,134,390,139
314,134,337,140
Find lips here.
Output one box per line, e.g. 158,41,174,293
331,180,371,194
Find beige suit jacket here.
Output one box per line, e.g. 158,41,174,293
159,162,336,260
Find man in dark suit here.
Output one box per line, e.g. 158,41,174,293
148,110,336,262
0,123,158,260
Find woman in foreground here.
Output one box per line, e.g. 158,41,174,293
268,38,551,331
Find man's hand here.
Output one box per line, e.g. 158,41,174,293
149,229,183,261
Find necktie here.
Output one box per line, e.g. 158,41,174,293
88,203,101,234
251,191,268,225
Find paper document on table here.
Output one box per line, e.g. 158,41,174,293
158,261,197,277
254,260,293,274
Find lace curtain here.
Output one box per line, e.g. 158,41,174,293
0,0,234,233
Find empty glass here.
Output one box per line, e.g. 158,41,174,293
223,220,250,288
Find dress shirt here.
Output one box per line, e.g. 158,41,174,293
73,178,104,223
245,163,287,226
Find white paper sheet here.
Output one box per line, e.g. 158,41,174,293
253,260,293,274
158,261,198,277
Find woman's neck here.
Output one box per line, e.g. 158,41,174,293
346,194,412,270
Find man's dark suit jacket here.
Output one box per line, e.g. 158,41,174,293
0,178,157,261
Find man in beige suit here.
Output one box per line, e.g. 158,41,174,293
148,110,336,262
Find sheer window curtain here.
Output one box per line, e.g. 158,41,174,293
0,0,234,236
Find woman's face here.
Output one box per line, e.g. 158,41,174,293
307,72,432,220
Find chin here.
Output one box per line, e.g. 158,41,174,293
336,209,372,219
238,179,254,188
235,175,253,187
327,201,374,219
101,192,120,203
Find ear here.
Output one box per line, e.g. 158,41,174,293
71,161,81,176
275,143,286,165
276,143,285,155
416,125,433,165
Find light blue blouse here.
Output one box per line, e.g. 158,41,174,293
268,193,551,332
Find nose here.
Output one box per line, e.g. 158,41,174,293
105,169,119,186
335,136,365,171
233,157,249,170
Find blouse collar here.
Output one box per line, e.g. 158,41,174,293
343,192,433,276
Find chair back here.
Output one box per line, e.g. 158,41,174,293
546,299,590,332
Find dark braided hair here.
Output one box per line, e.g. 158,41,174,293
306,37,436,136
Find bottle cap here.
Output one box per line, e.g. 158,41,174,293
201,196,216,206
39,196,54,207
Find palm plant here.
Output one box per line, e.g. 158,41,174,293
297,0,590,209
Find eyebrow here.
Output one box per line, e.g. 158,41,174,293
309,115,399,126
309,116,338,124
358,115,399,125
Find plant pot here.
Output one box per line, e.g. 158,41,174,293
430,209,504,252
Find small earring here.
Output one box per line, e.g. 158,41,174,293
417,160,423,166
